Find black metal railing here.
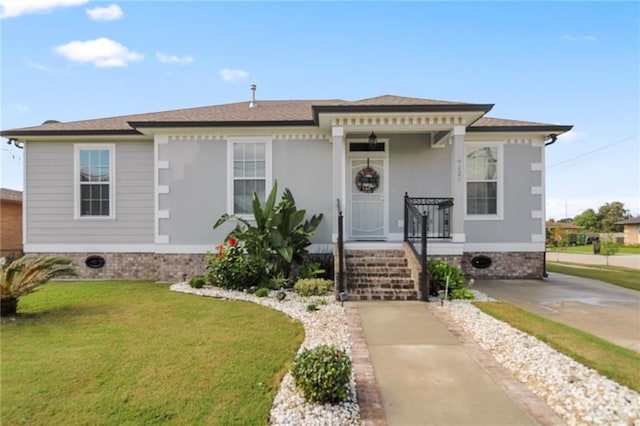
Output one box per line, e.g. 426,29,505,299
336,199,345,296
404,194,454,300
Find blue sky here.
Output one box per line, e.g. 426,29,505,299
1,1,638,219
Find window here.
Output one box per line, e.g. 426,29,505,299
74,144,115,218
465,145,501,217
227,138,271,215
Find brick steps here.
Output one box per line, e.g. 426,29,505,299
345,249,417,301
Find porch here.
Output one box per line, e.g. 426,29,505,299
335,196,458,301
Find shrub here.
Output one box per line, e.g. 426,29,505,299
206,239,269,291
255,287,270,298
188,275,207,288
213,181,324,279
297,262,325,280
428,261,465,294
1,255,77,316
306,303,318,312
294,278,333,297
290,345,352,404
450,288,475,300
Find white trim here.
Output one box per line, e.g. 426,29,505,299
22,141,28,246
540,143,547,238
73,143,116,220
531,186,542,195
344,241,403,250
464,142,504,221
24,243,215,254
157,185,170,194
226,136,273,215
531,210,543,219
158,160,169,169
154,135,169,245
531,234,545,243
157,210,170,219
464,242,545,252
530,162,542,172
450,233,466,243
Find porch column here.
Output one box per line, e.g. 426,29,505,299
332,126,345,240
451,125,466,243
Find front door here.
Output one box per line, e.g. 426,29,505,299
348,153,387,240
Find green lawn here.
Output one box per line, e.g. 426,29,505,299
546,262,640,291
546,245,640,255
475,302,640,392
1,281,304,425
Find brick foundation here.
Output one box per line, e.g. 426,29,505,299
31,252,209,282
462,252,544,279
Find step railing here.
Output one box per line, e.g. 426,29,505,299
403,194,453,299
336,199,345,296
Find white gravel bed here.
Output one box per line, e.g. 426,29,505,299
170,283,360,425
442,299,640,426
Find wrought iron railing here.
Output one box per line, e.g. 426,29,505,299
404,194,454,299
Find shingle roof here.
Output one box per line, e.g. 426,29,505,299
0,95,571,136
615,217,640,225
0,188,22,202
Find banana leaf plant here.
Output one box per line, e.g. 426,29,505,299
214,181,323,278
1,255,77,316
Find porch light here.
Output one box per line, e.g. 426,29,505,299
368,132,378,150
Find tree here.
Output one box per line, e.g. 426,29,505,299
574,208,598,231
597,202,630,233
1,256,77,316
573,202,631,233
599,240,620,266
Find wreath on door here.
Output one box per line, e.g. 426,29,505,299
355,166,380,193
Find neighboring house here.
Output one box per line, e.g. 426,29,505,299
0,188,23,261
545,221,584,235
615,217,640,245
1,93,571,289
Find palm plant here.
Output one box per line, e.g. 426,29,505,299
0,255,77,316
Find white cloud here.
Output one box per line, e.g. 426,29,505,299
557,130,586,144
0,0,87,19
156,52,193,64
54,37,143,68
86,4,122,21
562,34,597,42
24,58,57,72
218,68,249,83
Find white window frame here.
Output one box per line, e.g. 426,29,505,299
74,143,116,219
226,137,272,218
464,142,504,221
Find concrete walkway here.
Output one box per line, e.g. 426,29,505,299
347,301,562,426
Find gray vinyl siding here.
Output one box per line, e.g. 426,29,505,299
465,143,543,243
158,139,227,244
272,138,333,244
159,137,333,246
388,134,452,235
25,140,154,244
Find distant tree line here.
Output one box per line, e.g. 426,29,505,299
572,201,631,233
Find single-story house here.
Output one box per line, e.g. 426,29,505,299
1,93,572,299
0,188,23,261
615,217,640,245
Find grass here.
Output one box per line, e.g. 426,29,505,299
546,262,640,291
546,245,640,254
1,281,304,425
475,302,640,392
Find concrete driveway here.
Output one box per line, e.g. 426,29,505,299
473,273,640,352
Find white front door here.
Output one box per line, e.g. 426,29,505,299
349,156,387,240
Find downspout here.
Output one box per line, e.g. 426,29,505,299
542,133,558,277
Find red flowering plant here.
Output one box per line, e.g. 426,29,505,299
206,238,268,291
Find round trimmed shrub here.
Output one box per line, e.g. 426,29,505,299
290,345,352,404
188,275,207,288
